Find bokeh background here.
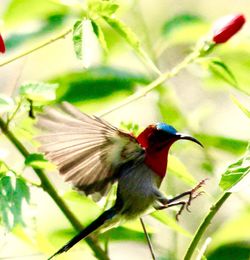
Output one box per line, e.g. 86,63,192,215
0,0,250,259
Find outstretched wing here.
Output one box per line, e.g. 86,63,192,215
36,102,144,197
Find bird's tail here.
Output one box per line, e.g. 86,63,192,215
48,207,117,260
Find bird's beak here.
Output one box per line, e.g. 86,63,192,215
176,133,204,148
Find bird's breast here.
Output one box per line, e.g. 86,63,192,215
117,162,161,219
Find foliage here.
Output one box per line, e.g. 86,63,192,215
0,1,249,260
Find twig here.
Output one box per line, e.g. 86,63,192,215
99,50,198,117
0,29,72,67
140,217,156,260
0,117,109,260
183,192,231,260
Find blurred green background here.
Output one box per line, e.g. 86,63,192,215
0,0,250,259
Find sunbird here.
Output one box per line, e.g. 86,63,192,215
37,102,205,259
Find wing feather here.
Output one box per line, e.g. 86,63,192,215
36,102,144,198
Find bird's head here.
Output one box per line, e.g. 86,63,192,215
136,122,203,177
137,122,203,150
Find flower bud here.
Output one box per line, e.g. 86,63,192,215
0,33,5,53
212,14,246,44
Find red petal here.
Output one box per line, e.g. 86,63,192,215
212,14,246,44
0,34,6,53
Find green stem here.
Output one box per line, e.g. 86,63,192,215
184,192,231,260
0,29,72,67
99,50,198,117
0,118,109,260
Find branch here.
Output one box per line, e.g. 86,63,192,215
99,50,199,117
0,118,109,260
183,192,231,260
140,217,156,260
0,29,72,67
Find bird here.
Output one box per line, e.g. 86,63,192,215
36,102,205,259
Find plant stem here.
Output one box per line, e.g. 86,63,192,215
183,192,231,260
140,217,156,260
0,118,109,260
0,29,72,67
99,51,198,117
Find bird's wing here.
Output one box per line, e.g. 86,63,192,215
36,102,144,197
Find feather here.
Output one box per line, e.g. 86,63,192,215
36,102,143,198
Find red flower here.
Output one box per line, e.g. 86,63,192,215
212,14,246,44
0,33,6,53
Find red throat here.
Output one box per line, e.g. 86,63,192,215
144,147,170,177
136,126,171,178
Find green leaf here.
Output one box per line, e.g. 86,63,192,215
72,19,99,66
0,161,9,176
205,58,238,88
162,13,203,36
102,16,160,74
219,145,250,191
168,155,197,186
195,133,248,155
53,66,149,103
102,16,140,50
91,19,108,52
72,20,83,60
88,0,119,17
3,0,69,28
0,95,14,114
0,176,30,229
19,82,58,102
25,153,55,170
231,96,250,119
150,211,191,237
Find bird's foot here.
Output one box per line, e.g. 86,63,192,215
157,178,208,221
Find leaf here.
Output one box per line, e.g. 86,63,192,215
88,0,119,17
25,153,55,170
72,20,83,60
0,95,14,114
91,19,108,52
102,16,140,50
53,66,149,103
19,82,58,102
208,209,250,251
3,0,69,28
0,176,30,229
219,145,250,191
231,96,250,119
168,155,197,186
195,133,248,155
72,19,99,66
150,211,191,237
206,58,238,88
162,13,203,36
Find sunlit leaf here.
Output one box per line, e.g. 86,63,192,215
209,209,250,255
0,176,30,229
206,58,238,88
91,19,108,52
150,211,191,237
25,153,56,170
162,13,203,36
72,19,100,67
231,96,250,119
88,0,119,17
3,0,69,28
0,95,14,114
219,145,250,191
168,155,197,186
53,66,149,103
19,82,58,102
72,20,83,60
102,16,140,50
195,133,247,155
